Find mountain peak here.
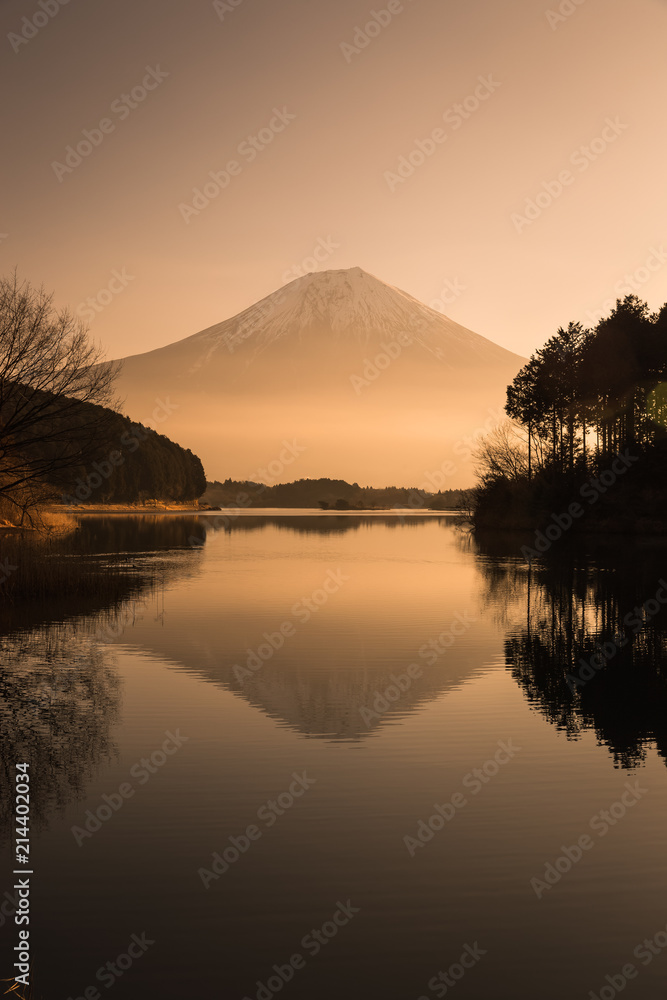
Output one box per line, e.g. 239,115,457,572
115,266,525,485
192,266,456,358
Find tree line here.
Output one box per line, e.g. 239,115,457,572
204,478,467,510
59,406,207,505
473,295,667,530
505,295,667,478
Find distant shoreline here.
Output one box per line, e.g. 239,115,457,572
46,503,203,515
46,504,460,516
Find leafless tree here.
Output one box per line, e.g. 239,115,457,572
472,419,534,483
0,272,120,523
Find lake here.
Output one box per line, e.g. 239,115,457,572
1,513,666,999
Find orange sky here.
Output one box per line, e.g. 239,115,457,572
1,0,666,361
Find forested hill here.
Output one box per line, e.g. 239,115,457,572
203,478,466,510
48,402,207,504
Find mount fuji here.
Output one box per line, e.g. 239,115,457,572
114,268,525,487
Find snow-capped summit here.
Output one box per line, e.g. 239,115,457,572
173,267,516,369
115,267,524,486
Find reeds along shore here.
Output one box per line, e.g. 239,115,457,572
0,522,153,604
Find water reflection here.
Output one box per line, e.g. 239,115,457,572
58,513,217,554
95,515,490,741
199,512,453,536
0,517,206,840
0,623,121,843
475,531,667,768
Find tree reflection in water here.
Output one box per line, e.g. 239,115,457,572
0,515,207,842
0,622,122,843
474,530,667,769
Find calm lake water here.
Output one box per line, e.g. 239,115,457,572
2,513,667,999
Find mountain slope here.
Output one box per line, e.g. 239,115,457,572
115,268,525,487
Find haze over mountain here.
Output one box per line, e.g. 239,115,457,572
115,268,525,487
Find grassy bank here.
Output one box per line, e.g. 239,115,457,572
45,502,204,514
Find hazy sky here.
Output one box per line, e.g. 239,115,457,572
2,0,666,361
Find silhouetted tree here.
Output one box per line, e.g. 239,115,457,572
0,272,119,521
